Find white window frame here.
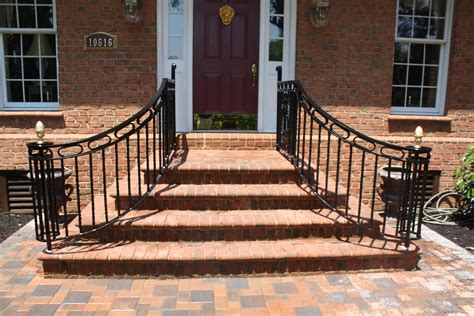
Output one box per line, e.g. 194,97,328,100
0,1,59,111
391,0,454,116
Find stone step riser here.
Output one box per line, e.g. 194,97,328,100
83,224,378,242
116,196,331,211
144,171,302,185
42,256,418,277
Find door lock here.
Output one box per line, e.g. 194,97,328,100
251,64,257,88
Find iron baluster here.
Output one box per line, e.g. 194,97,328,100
345,145,353,217
89,153,96,228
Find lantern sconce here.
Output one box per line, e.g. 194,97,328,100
310,0,330,28
123,0,143,24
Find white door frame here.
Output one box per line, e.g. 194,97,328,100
157,0,296,132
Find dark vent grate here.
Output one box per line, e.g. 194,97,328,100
5,171,34,214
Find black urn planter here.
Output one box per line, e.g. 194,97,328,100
377,166,410,218
27,168,73,221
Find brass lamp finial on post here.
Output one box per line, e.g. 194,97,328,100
35,121,45,145
413,126,423,149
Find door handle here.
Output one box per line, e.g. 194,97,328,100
251,64,257,88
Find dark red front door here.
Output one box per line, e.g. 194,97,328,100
193,0,260,115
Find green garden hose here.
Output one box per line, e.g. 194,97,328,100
423,190,474,226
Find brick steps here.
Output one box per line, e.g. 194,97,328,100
81,209,381,242
39,237,419,277
146,149,300,184
38,134,420,277
113,183,339,211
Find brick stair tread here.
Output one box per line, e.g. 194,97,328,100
38,237,418,263
110,183,322,199
153,149,295,173
80,209,381,230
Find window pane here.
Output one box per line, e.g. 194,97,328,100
410,44,424,64
414,0,430,16
425,44,440,64
424,66,438,86
270,0,284,14
37,0,53,4
6,81,23,102
5,57,22,79
18,5,36,28
168,36,182,59
24,81,41,102
269,17,284,38
37,6,54,28
3,34,21,56
397,16,413,38
168,14,183,36
392,87,406,107
42,81,57,102
422,88,437,107
41,58,56,79
169,0,184,13
413,18,428,38
0,5,17,28
408,65,423,85
431,0,446,17
429,18,445,39
406,88,421,107
394,43,409,63
22,34,38,55
269,39,283,62
393,65,407,85
399,0,414,15
18,0,35,3
40,34,56,56
23,57,40,79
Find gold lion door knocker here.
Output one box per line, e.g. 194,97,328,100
219,4,235,26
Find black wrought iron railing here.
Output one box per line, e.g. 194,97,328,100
276,67,431,247
27,65,177,251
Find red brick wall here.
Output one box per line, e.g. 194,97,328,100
57,0,157,106
296,0,474,139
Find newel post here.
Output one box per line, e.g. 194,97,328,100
404,126,432,247
276,66,283,150
27,121,54,252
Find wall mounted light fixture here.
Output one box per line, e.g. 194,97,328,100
310,0,330,28
123,0,143,23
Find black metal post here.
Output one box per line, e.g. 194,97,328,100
171,63,177,81
276,66,282,82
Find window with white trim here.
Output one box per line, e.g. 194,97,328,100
269,0,284,62
168,0,183,60
391,0,453,115
0,0,58,110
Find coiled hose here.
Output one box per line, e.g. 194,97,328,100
423,190,474,225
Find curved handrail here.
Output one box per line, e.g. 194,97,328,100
30,80,167,156
276,74,432,247
280,80,430,158
27,66,177,251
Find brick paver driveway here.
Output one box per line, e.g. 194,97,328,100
0,221,473,315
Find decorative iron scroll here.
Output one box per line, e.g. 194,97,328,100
275,66,432,248
27,65,177,251
219,5,235,25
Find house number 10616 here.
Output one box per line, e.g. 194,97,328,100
84,32,117,50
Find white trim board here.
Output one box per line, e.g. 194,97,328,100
157,0,297,132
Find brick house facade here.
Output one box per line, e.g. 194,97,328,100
0,0,472,196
